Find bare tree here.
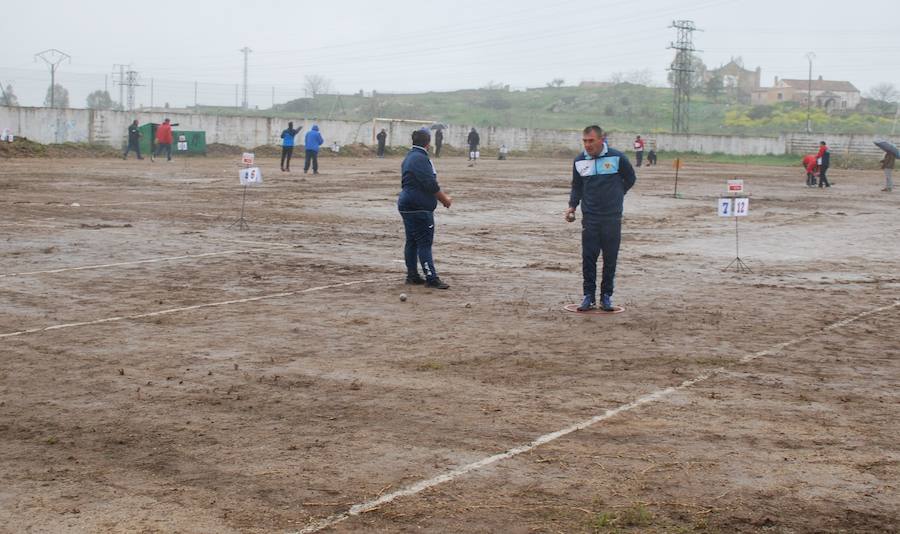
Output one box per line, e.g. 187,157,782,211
546,78,565,88
609,69,654,86
0,84,19,106
86,90,116,110
482,81,509,91
43,83,70,108
867,82,899,104
304,75,332,98
667,54,707,90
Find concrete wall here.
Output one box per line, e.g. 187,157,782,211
0,105,894,158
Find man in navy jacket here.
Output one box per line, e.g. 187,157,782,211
565,125,636,311
280,121,302,172
398,129,452,289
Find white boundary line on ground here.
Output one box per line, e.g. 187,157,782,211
0,278,381,339
292,299,900,534
0,248,284,279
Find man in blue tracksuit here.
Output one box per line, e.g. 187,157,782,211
280,121,303,172
304,124,324,174
398,128,453,289
565,125,636,311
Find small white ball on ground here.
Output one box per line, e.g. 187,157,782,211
399,293,407,302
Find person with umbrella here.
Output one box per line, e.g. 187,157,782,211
434,128,444,157
875,141,898,192
376,128,388,158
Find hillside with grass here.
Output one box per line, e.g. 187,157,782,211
266,84,897,137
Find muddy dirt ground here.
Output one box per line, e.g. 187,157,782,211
0,154,897,533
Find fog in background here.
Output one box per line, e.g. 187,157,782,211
1,0,897,109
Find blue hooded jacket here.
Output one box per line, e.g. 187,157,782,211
569,143,636,221
398,146,440,212
305,125,324,152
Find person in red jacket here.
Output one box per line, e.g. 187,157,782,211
801,154,818,187
152,118,175,162
633,135,645,167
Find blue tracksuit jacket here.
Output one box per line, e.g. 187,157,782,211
398,146,440,212
569,143,636,221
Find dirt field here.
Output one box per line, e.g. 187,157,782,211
0,154,897,533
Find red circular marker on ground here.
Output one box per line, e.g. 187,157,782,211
563,304,626,314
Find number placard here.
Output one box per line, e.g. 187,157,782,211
717,198,733,217
177,141,188,151
239,167,263,186
241,152,255,165
734,197,749,216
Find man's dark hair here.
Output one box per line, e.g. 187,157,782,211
583,125,604,137
412,129,431,147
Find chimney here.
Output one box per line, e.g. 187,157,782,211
818,75,823,81
774,76,779,85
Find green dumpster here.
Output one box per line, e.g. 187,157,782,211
138,123,207,155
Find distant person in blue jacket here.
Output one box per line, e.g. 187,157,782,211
279,121,302,172
398,128,453,289
565,125,636,311
304,124,324,174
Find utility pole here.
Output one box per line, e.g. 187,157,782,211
272,86,275,109
35,49,71,108
150,78,154,109
124,69,142,111
668,21,699,134
239,46,252,110
235,84,239,108
194,81,198,108
112,64,129,110
805,52,816,134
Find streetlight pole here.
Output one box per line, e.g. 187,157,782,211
805,52,815,134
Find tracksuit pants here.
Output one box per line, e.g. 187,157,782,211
401,211,438,281
635,151,643,167
582,218,622,298
818,166,830,187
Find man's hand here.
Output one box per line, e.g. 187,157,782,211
564,207,576,222
436,191,452,209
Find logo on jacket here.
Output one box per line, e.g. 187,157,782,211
575,156,620,177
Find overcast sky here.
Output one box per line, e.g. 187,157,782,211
1,0,898,109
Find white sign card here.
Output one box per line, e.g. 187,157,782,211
727,179,744,193
734,197,749,216
718,198,733,217
239,167,263,185
241,152,255,165
177,142,188,151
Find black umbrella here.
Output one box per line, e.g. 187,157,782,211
874,140,900,158
429,123,447,130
